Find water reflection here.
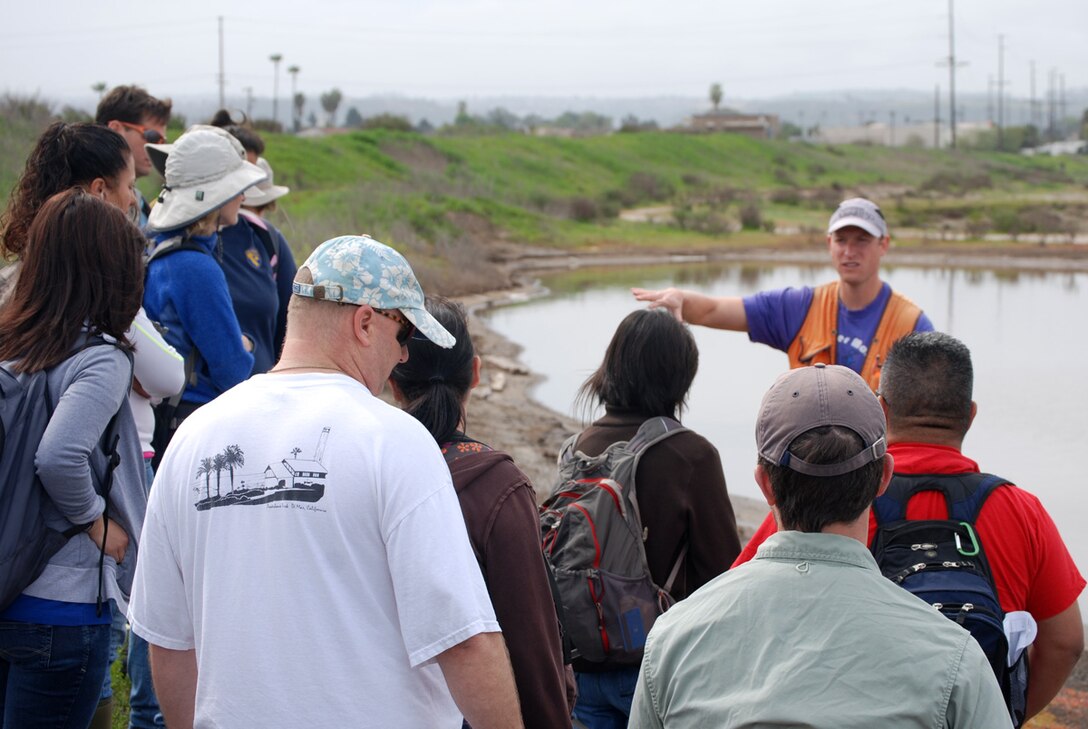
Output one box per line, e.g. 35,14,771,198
484,260,1088,609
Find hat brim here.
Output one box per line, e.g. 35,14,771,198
828,216,886,238
242,183,290,209
147,161,268,233
399,306,456,349
146,142,172,178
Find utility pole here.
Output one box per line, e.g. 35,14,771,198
947,0,958,148
288,65,301,132
269,53,283,129
1060,73,1067,137
934,84,941,148
1030,60,1038,128
987,75,994,124
997,34,1005,151
218,16,225,109
1047,68,1057,140
243,86,254,120
889,110,896,146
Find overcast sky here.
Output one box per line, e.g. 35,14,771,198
3,0,1084,105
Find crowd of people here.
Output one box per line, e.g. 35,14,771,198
0,83,1083,729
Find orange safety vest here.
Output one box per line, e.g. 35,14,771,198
785,282,922,391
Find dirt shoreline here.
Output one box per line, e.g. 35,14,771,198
447,244,1087,725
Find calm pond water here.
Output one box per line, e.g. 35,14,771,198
482,261,1087,608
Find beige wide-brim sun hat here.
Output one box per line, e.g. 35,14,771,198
146,127,267,233
241,157,290,208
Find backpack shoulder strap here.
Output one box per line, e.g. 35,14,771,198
146,234,206,265
874,471,1009,525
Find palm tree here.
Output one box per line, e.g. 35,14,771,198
91,82,107,99
290,447,302,459
709,83,723,113
223,445,244,493
213,453,227,497
320,88,342,128
197,457,213,500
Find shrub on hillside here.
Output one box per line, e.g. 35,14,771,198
771,188,802,205
739,203,763,230
363,114,414,132
626,172,674,202
569,197,600,222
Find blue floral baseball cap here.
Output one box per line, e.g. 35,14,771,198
293,235,456,348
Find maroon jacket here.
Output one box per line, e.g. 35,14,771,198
445,441,572,729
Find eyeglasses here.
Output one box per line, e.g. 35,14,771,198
374,308,415,346
118,121,166,144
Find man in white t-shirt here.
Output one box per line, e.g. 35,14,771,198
129,235,524,729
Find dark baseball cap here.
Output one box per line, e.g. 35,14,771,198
756,364,887,477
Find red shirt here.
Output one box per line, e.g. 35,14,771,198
734,442,1085,620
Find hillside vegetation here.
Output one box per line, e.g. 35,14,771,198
5,110,1088,293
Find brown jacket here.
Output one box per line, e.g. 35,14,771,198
446,442,572,729
572,410,741,604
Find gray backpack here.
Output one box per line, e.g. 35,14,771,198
540,416,688,666
0,339,127,611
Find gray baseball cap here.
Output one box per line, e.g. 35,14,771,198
756,364,887,477
828,197,888,238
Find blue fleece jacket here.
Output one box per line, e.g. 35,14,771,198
143,231,254,404
217,216,298,374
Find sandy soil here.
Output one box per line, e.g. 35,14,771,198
445,244,1087,727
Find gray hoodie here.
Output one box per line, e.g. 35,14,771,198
24,340,147,612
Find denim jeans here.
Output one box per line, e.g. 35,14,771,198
128,456,164,729
100,602,126,700
0,621,111,728
572,667,639,729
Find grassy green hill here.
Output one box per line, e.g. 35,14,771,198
5,112,1088,292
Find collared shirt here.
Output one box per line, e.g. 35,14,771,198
630,531,1012,729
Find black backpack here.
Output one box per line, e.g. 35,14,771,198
540,417,688,666
871,472,1027,727
0,339,129,611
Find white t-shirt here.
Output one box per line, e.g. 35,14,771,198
129,372,499,728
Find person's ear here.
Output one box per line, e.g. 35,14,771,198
967,401,978,431
352,305,375,347
470,355,481,391
875,453,895,498
86,177,109,198
755,464,776,506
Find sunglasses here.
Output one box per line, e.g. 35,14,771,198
118,121,166,144
374,308,415,346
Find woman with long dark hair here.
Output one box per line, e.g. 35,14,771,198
0,121,185,727
389,297,572,729
0,189,149,728
566,308,741,729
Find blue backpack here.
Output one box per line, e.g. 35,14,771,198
0,339,128,611
871,472,1027,728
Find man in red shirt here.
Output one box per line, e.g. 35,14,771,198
735,332,1084,721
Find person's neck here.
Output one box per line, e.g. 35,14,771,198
820,511,872,544
887,426,965,451
838,277,884,311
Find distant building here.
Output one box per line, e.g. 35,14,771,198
1021,140,1087,156
683,111,780,139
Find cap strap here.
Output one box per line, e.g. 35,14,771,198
783,436,887,477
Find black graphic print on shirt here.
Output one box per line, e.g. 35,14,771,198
193,427,330,511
